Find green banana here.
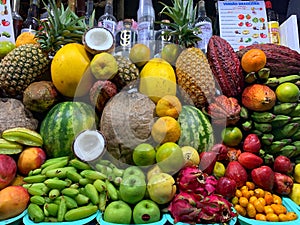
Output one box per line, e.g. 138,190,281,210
249,129,263,137
272,123,299,140
244,72,257,84
55,195,78,209
64,205,98,221
74,193,90,206
44,203,58,217
98,192,107,212
93,179,107,193
292,129,300,141
0,138,23,154
271,115,291,128
1,127,43,146
80,170,107,180
266,140,287,153
261,133,274,146
66,170,83,183
30,168,42,176
30,196,46,205
28,186,49,196
44,179,69,190
61,188,79,198
112,167,124,178
68,158,91,170
41,156,70,169
23,182,48,190
265,74,300,88
85,183,99,205
291,117,300,123
273,103,298,115
251,111,276,123
106,180,118,200
293,141,300,151
49,189,60,200
27,203,45,223
45,166,77,179
240,106,249,120
289,103,300,117
23,174,47,183
257,67,270,81
41,158,69,175
57,196,67,222
79,178,94,186
279,145,297,158
253,122,272,133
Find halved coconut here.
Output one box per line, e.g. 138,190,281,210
73,129,106,162
82,27,115,55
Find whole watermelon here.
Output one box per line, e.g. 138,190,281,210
178,105,214,152
40,101,98,158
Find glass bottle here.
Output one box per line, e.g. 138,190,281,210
137,0,155,48
154,19,173,56
21,0,40,33
85,0,95,25
265,0,280,45
195,0,213,53
12,0,23,38
115,19,138,57
98,0,117,36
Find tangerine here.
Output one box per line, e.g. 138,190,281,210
241,49,267,73
156,95,182,118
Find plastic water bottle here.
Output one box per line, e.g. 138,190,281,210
137,0,155,51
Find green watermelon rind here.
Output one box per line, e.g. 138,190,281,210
40,101,98,158
178,105,214,152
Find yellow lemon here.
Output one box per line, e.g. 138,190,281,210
151,116,181,144
181,146,200,166
156,95,182,118
129,43,151,67
139,58,176,103
51,43,94,98
213,161,226,178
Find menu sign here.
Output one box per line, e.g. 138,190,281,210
0,0,15,43
218,1,269,51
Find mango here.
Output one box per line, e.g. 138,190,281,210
0,186,30,220
289,183,300,205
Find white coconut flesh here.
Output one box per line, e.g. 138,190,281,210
83,27,114,53
73,130,106,162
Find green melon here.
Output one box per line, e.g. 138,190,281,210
40,101,98,158
178,105,214,152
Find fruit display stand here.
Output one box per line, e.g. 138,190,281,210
0,210,27,225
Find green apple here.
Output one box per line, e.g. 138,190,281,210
133,199,161,224
221,127,243,146
119,174,146,204
147,172,176,204
103,200,132,224
133,143,156,166
90,52,118,80
123,166,146,180
156,142,185,174
293,163,300,183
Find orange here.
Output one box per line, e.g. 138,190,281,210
151,116,181,144
241,49,267,73
156,95,182,118
15,32,38,47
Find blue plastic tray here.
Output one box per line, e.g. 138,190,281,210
96,212,167,225
23,210,99,225
0,210,27,225
238,197,300,225
165,212,237,225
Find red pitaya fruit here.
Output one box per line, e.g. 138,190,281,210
177,166,207,193
168,191,200,223
196,194,237,223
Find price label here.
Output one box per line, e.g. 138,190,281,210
0,0,15,43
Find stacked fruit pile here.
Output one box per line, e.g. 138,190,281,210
0,0,300,224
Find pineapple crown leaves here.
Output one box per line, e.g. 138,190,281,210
158,0,201,48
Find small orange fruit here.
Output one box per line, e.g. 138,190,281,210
241,49,267,73
156,95,182,118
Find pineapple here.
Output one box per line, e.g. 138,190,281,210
0,44,49,98
36,0,91,55
160,0,216,108
112,55,140,90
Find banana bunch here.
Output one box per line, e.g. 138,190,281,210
264,74,300,89
241,102,300,158
23,157,123,222
0,127,43,154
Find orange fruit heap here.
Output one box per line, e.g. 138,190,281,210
241,49,267,73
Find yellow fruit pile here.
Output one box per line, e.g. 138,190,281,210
232,181,298,222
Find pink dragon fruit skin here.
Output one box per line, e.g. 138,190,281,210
168,191,200,224
177,166,207,192
196,194,237,223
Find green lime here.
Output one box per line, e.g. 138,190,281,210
275,82,300,103
221,127,243,147
161,43,181,65
132,143,156,166
0,41,15,58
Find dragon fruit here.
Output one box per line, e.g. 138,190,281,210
177,166,217,198
196,194,237,223
168,191,200,224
